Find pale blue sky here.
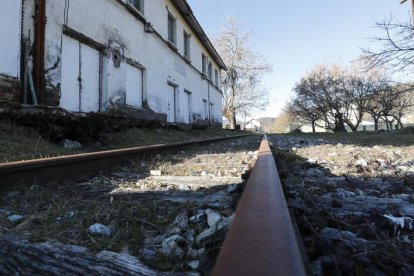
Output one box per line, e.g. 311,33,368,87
187,0,413,118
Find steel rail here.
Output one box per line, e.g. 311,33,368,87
213,136,306,276
0,134,250,191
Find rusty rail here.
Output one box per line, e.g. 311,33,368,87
0,134,250,191
213,136,306,276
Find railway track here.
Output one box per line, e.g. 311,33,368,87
0,135,306,275
0,134,250,191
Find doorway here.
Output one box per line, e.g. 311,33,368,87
126,63,143,109
167,83,177,123
60,35,100,112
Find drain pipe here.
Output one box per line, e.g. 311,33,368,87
207,80,211,126
27,57,38,105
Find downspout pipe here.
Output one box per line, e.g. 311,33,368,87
34,0,46,105
207,80,211,126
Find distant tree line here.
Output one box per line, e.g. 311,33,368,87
286,14,414,133
287,64,414,133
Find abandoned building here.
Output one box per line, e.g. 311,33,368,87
0,0,226,126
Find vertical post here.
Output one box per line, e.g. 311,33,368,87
411,0,414,24
34,0,46,105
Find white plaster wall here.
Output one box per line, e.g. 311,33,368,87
0,1,22,77
44,0,223,124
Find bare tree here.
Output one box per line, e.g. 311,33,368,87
389,83,414,128
292,65,349,132
362,16,414,73
286,95,323,133
341,66,387,131
213,17,272,129
290,64,391,132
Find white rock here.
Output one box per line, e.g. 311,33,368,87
187,260,200,270
189,212,206,224
178,184,191,191
383,214,414,231
205,209,223,228
356,159,368,167
8,215,24,223
0,209,11,216
196,215,234,245
188,248,205,259
174,211,189,229
159,235,188,259
306,168,325,177
335,188,356,199
150,170,162,176
62,139,82,149
88,223,113,236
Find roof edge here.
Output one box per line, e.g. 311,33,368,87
170,0,228,71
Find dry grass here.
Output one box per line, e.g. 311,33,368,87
0,183,189,254
0,118,245,163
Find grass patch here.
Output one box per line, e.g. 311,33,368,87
0,119,246,163
0,120,75,163
0,183,189,254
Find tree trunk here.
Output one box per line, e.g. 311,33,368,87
312,120,316,133
373,116,379,131
395,116,404,129
229,82,237,129
229,109,236,129
334,113,346,132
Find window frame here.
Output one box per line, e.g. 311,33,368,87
215,69,219,86
208,62,213,80
202,54,207,75
168,12,177,45
129,0,143,13
183,30,191,60
203,99,208,120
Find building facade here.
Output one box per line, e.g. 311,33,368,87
0,0,226,126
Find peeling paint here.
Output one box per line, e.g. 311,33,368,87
2,0,224,127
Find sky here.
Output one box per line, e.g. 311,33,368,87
187,0,413,119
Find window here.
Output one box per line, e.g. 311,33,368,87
168,12,176,45
203,99,208,120
184,31,190,59
129,0,143,13
208,62,213,80
215,69,219,86
185,90,192,123
202,54,207,75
